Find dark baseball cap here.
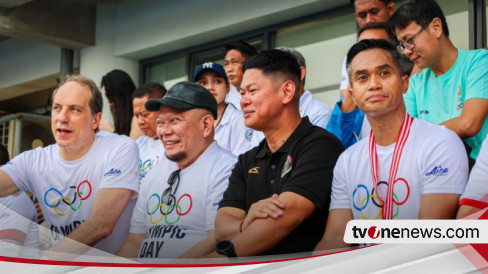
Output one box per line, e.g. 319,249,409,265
145,81,218,119
193,62,228,82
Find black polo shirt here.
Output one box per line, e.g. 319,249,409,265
219,117,344,255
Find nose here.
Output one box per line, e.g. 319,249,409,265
56,107,69,123
137,115,145,126
365,13,375,24
369,75,382,90
157,122,172,139
240,91,250,109
403,47,414,58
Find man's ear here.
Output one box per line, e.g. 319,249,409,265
201,114,214,138
281,80,296,105
387,2,396,17
300,66,306,83
347,84,357,105
401,75,409,94
92,112,102,131
431,17,443,38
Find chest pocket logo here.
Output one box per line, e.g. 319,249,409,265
248,167,260,174
281,155,293,178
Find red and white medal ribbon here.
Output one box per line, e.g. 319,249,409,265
368,113,413,219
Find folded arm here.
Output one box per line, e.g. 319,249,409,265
440,98,488,139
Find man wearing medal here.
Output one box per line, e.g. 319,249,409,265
314,39,469,252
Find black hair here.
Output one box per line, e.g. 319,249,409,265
388,0,449,37
100,69,136,136
225,42,258,59
0,143,9,165
350,0,392,6
346,39,404,77
358,22,398,44
243,49,301,101
132,82,167,101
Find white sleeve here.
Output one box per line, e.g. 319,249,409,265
330,153,352,210
205,157,235,231
100,137,140,193
1,151,32,193
460,136,488,202
129,182,148,234
422,128,469,194
340,56,349,90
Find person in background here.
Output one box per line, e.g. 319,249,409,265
132,83,167,179
389,0,488,163
100,69,143,140
224,41,258,110
277,47,331,129
194,62,257,156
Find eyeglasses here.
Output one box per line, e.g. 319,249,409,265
160,169,181,214
397,20,432,54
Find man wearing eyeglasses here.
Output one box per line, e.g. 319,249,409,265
116,81,237,262
389,0,488,164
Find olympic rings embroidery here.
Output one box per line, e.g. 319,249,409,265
147,193,192,225
352,179,410,219
43,180,92,217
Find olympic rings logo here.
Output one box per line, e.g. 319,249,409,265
352,179,410,220
146,193,192,225
43,180,92,217
140,156,160,179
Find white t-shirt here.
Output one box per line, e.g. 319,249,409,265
215,103,258,156
299,90,331,128
331,118,468,219
130,142,236,262
0,192,38,258
226,85,242,111
1,131,140,254
136,135,165,180
460,134,488,205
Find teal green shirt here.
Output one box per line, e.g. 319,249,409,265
404,49,488,159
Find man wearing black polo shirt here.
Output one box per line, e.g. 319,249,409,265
207,49,344,259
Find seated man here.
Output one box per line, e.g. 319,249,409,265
327,22,413,148
194,62,257,156
0,75,140,259
315,39,468,252
208,50,344,258
389,0,488,162
116,82,237,262
277,47,331,128
457,135,488,218
132,83,167,179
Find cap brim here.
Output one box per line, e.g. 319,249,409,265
145,97,195,111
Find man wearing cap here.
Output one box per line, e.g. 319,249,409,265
193,62,257,156
132,83,167,179
116,81,237,262
0,75,140,259
207,50,343,258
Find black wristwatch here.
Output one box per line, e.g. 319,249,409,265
215,240,238,259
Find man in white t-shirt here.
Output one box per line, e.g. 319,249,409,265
224,42,258,110
457,135,488,218
0,75,140,259
132,83,167,180
314,39,468,252
277,47,331,128
116,81,237,262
